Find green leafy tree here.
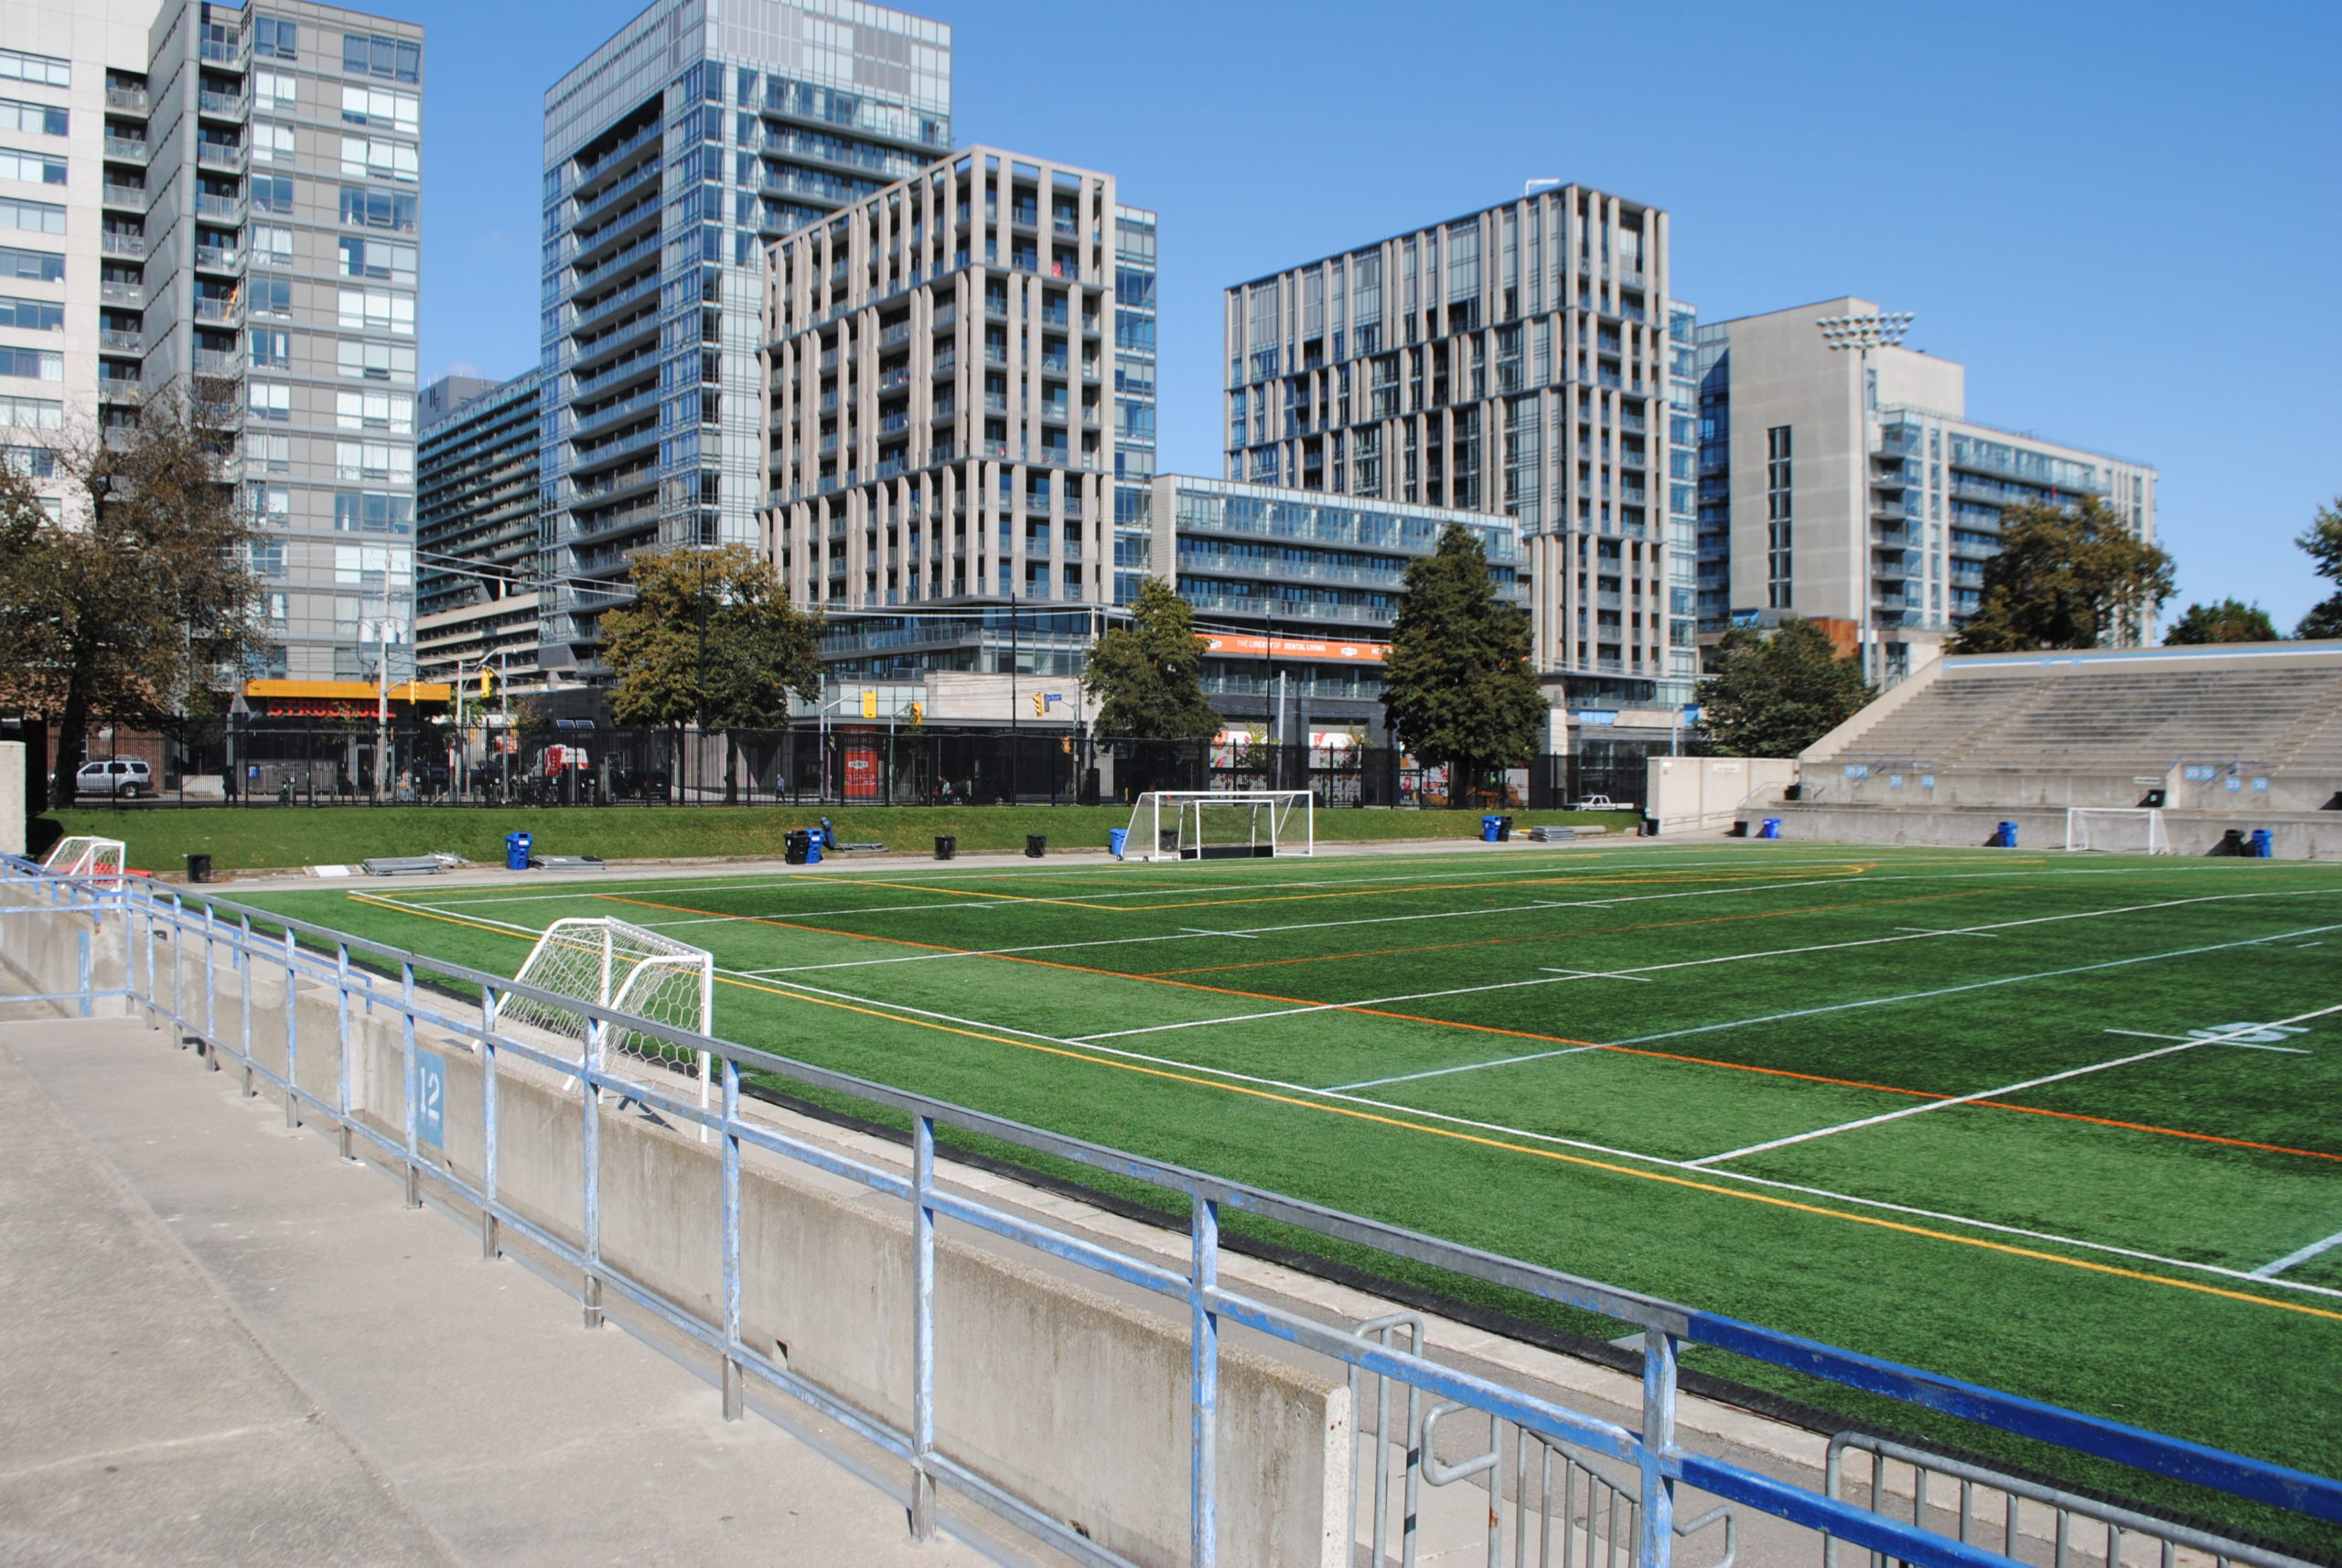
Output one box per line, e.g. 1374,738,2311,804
2296,499,2342,639
1951,497,2175,653
2164,598,2279,645
600,544,822,801
1380,524,1545,807
1694,618,1875,758
0,382,258,807
1082,577,1220,739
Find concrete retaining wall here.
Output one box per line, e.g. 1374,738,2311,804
0,881,131,1014
1,742,21,858
1799,766,2341,815
1737,801,2342,859
3,896,1350,1568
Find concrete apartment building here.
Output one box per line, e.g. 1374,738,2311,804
1690,296,2157,682
1224,183,1698,710
535,0,951,685
762,146,1157,682
414,368,543,693
2,0,424,685
1149,473,1526,738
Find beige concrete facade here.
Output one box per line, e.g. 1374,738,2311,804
1225,185,1688,699
764,148,1138,626
1694,296,2158,682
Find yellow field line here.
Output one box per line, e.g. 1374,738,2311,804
792,874,1128,911
338,887,2340,1325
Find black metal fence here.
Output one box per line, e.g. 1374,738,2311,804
47,719,1673,812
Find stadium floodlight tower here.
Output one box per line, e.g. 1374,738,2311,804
1817,310,1917,683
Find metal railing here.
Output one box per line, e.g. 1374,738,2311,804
3,855,2335,1568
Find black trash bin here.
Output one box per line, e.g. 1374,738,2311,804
1025,833,1047,859
186,852,212,885
934,834,956,861
784,828,811,865
1497,815,1514,842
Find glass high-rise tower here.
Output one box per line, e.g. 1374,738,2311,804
535,0,950,683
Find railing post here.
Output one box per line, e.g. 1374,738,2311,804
400,961,421,1209
581,1015,604,1329
1192,1190,1220,1568
76,926,92,1018
480,986,500,1260
908,1112,937,1541
141,888,157,1028
170,893,185,1036
284,929,301,1128
238,915,254,1096
201,903,218,1058
334,942,354,1162
1638,1330,1680,1568
720,1054,743,1421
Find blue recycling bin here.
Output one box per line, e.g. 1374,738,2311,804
1993,821,2018,848
2250,828,2273,859
804,835,822,865
1108,827,1129,859
1481,814,1503,843
1757,818,1781,840
505,831,532,871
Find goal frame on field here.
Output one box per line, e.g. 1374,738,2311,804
42,836,126,880
497,917,718,1132
2063,806,2173,854
1125,790,1315,863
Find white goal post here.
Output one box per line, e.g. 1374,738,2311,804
499,918,717,1131
2064,807,2173,855
42,836,127,880
1124,790,1314,863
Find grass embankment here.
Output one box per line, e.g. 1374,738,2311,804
42,803,1623,874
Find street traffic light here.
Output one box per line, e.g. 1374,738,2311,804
908,702,923,725
861,690,877,719
1033,693,1047,717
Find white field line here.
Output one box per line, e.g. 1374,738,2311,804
1327,919,2342,1090
2252,1227,2342,1279
1540,968,1651,982
2102,1028,2311,1056
335,888,2342,1303
711,962,2342,1303
1684,1005,2342,1167
1086,894,2342,1047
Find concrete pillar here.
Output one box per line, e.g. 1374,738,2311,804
0,741,22,857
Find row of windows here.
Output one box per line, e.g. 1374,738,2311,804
0,49,69,90
0,146,65,186
0,98,65,138
0,295,60,330
0,243,58,282
0,344,60,381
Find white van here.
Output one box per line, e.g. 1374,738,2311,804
75,757,153,798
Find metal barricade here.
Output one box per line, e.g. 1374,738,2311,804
1827,1434,2315,1568
1,852,2335,1568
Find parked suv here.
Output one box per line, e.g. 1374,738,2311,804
74,758,152,798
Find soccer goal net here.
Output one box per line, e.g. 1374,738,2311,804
42,836,126,881
1125,790,1314,862
2064,807,2173,854
500,918,716,1089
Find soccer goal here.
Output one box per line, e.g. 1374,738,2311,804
1125,790,1314,863
2064,807,2173,854
500,918,716,1103
42,836,126,881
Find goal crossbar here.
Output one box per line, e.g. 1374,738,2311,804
42,836,126,880
1126,790,1314,863
2063,807,2173,855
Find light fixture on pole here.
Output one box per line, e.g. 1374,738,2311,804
1815,311,1915,683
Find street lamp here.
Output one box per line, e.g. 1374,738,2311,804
1816,311,1915,685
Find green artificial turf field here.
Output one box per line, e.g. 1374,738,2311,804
226,842,2342,1536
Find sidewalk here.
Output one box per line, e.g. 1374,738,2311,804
0,1015,1022,1568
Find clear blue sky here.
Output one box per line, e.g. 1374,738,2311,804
409,0,2342,629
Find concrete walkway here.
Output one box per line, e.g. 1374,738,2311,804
0,1015,1022,1568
